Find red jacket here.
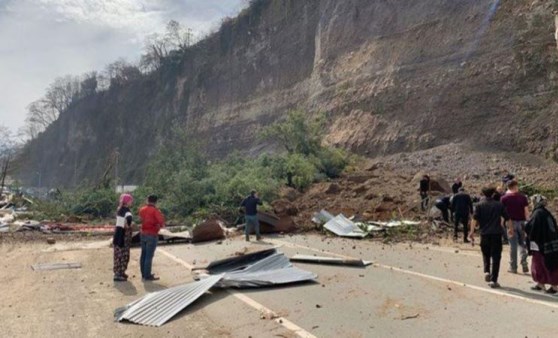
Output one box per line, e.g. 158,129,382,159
138,204,165,236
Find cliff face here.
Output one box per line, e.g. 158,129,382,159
18,0,558,187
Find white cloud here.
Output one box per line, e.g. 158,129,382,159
0,0,245,131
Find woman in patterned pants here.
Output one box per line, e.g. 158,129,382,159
113,193,134,282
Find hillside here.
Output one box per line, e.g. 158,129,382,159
17,0,558,187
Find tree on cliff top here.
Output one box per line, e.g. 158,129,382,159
0,126,19,193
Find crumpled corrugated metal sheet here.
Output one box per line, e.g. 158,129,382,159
116,248,317,327
204,248,277,274
114,274,223,327
323,214,367,238
290,254,372,267
217,251,318,288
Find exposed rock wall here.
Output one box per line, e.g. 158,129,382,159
18,0,558,187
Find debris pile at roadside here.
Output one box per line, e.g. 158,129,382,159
312,209,421,238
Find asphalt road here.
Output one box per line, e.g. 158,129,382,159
156,234,558,338
4,234,557,338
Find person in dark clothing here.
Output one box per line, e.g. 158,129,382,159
502,173,515,186
451,187,473,243
419,175,430,211
240,190,263,241
493,186,509,244
525,195,558,294
451,178,463,195
435,195,451,223
468,187,511,288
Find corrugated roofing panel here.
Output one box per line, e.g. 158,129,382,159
115,274,223,327
216,252,317,288
31,262,82,271
290,254,372,267
324,214,367,238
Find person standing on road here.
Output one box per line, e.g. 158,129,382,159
138,194,165,281
113,193,134,282
419,175,430,211
525,195,558,294
501,180,530,274
451,187,473,243
468,186,511,288
451,178,463,195
241,190,263,241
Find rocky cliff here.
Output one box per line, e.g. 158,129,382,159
18,0,558,187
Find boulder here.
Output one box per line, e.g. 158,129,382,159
412,172,451,193
271,199,299,216
325,183,341,194
192,217,227,243
256,211,297,234
278,187,301,202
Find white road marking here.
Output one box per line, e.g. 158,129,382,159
269,239,558,309
158,247,317,338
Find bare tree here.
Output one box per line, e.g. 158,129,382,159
80,71,98,97
140,20,193,71
22,75,83,139
105,58,142,86
0,126,18,194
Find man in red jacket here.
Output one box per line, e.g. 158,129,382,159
138,194,165,281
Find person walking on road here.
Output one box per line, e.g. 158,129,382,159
241,190,263,241
419,175,430,211
525,195,558,294
451,187,473,243
501,180,530,274
138,194,165,281
468,186,511,288
113,193,134,282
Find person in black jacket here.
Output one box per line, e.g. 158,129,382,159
113,193,134,282
451,178,463,195
435,195,451,223
451,187,473,243
468,187,510,288
419,175,430,211
240,190,263,241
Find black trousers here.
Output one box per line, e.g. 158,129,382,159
420,192,429,211
454,214,469,239
481,234,503,283
437,206,449,223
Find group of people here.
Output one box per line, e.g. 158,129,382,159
425,174,558,291
431,177,474,243
111,190,263,282
468,181,558,292
112,193,165,282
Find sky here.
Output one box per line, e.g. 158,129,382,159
0,0,245,133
